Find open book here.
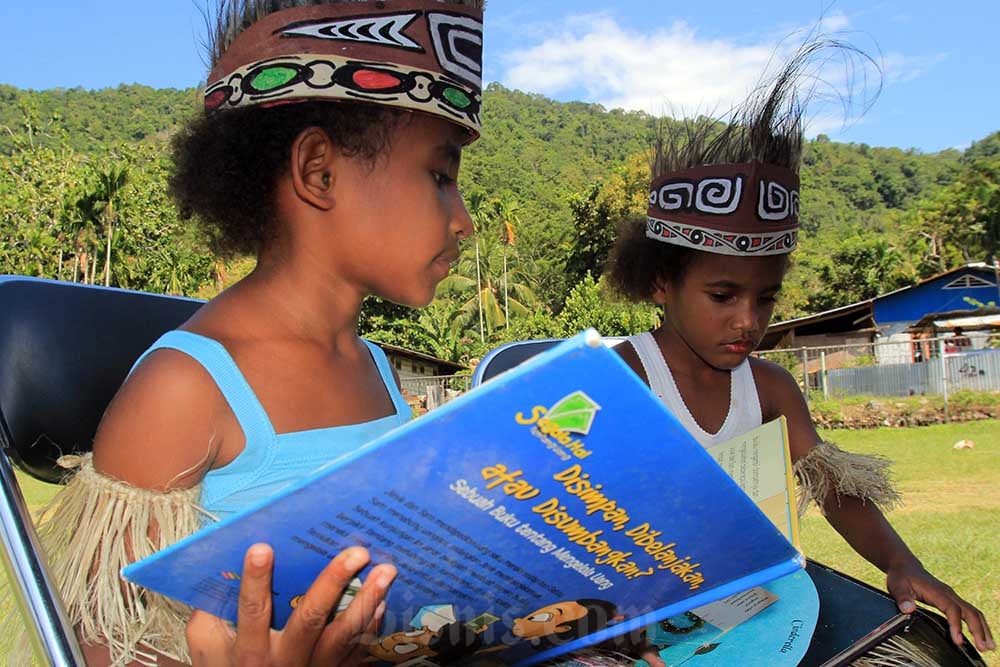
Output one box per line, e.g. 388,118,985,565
122,330,803,666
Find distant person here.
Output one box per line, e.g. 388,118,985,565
27,0,485,664
602,42,994,663
947,326,972,353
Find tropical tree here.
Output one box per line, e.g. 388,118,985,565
557,274,659,337
93,163,129,286
440,196,540,340
564,151,649,288
68,190,101,283
416,299,475,363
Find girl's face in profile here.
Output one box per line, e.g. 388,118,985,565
323,114,474,308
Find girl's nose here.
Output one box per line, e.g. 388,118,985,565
453,192,474,240
733,301,760,334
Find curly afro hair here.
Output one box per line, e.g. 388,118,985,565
605,215,698,302
169,101,401,256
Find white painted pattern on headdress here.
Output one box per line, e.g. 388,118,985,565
281,13,423,51
656,182,694,211
694,176,743,214
428,12,484,87
645,216,797,256
757,179,799,221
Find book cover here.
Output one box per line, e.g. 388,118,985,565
122,329,803,666
640,568,818,667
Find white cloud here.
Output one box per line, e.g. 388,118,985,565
882,51,947,85
499,10,884,132
502,14,776,116
817,9,850,33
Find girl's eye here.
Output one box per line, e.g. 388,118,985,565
760,294,778,304
432,171,456,187
709,293,733,303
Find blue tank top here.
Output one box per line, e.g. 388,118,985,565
132,330,412,521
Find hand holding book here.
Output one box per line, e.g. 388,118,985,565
186,544,396,666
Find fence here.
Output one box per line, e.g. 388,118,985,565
399,374,471,411
755,333,1000,406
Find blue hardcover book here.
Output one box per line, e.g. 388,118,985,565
123,329,803,666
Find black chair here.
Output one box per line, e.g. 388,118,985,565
473,338,988,667
0,275,203,665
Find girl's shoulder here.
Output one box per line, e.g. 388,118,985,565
91,345,229,491
613,337,650,385
748,355,808,421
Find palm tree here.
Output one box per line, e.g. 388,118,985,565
416,300,470,362
464,192,490,341
439,196,539,338
490,198,520,328
93,165,129,286
68,191,101,283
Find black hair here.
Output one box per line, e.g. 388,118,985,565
606,214,699,300
169,101,400,256
530,599,618,650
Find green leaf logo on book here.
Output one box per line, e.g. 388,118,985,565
545,391,601,435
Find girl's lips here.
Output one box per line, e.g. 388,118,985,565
431,256,453,279
724,340,755,354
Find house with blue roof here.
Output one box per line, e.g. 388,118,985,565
760,263,1000,367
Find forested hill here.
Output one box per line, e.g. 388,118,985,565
2,82,998,361
0,84,199,153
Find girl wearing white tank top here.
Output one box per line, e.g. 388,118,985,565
609,244,993,660
599,53,993,658
628,330,761,449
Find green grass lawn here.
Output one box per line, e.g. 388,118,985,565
4,422,999,665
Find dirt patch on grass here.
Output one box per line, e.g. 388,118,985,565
810,391,1000,429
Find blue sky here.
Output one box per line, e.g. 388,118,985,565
2,0,996,152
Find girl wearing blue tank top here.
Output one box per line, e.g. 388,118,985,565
601,45,993,665
36,1,487,665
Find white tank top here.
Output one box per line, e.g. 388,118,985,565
627,331,762,448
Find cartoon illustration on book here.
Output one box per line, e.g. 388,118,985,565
367,604,499,665
513,599,622,650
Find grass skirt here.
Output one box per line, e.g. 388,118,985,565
2,453,204,665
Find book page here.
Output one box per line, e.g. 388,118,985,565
706,418,799,548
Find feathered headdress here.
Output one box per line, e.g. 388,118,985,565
645,39,876,256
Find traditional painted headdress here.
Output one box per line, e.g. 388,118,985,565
644,50,807,257
204,0,484,141
645,160,799,256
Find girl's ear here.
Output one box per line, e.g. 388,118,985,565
290,127,338,210
651,277,670,306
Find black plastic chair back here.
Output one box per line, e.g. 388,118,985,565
0,276,202,482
